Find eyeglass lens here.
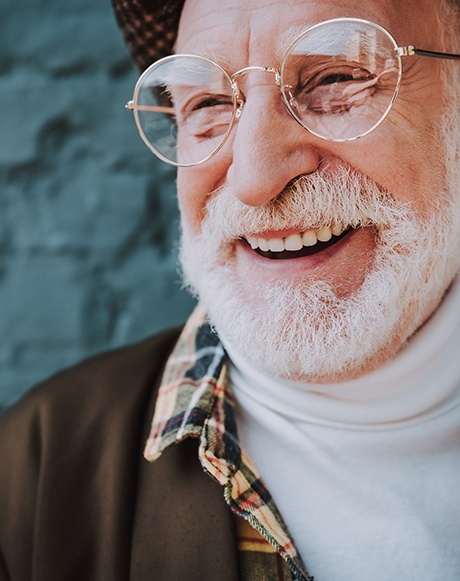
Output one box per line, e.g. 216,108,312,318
133,19,402,166
134,56,235,166
282,19,401,141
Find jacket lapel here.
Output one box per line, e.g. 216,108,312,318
130,437,239,580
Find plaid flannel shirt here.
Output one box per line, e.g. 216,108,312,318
144,306,312,581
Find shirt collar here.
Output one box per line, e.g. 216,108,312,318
144,305,239,472
144,304,311,581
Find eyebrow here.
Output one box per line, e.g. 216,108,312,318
175,43,235,73
275,23,315,59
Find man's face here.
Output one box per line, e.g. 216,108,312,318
176,0,460,382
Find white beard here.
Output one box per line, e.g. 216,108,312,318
180,158,460,383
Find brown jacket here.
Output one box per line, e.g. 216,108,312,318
0,329,239,581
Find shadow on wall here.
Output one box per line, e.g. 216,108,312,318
0,0,196,414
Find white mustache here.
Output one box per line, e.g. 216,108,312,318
200,162,415,243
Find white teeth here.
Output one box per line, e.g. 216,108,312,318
269,238,285,252
331,223,343,236
247,236,259,249
285,233,303,251
258,238,270,252
316,226,332,242
302,230,318,247
245,224,346,252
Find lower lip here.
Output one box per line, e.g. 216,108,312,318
236,228,367,275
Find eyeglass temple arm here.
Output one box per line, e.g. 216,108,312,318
125,101,175,113
396,46,460,60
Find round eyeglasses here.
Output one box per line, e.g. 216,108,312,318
126,17,460,167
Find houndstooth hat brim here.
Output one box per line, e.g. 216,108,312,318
111,0,185,71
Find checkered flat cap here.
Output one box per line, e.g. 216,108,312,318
111,0,185,71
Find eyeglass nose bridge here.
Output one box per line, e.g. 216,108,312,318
230,66,281,119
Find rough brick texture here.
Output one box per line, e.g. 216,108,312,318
0,0,195,413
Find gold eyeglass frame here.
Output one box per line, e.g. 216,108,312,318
126,17,460,167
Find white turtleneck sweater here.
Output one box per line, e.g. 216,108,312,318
223,277,460,581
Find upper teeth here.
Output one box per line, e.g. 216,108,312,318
246,224,344,252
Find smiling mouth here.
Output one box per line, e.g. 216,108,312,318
244,225,352,259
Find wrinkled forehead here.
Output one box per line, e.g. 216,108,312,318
177,0,442,60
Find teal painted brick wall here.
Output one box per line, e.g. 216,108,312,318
0,0,195,413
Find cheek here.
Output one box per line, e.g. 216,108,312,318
177,158,231,234
343,128,445,215
381,152,445,216
177,169,209,235
369,94,448,212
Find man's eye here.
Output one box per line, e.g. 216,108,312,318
291,66,377,115
193,97,231,110
317,72,357,85
177,94,234,139
305,67,372,89
180,92,233,115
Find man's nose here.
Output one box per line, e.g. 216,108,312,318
226,88,321,207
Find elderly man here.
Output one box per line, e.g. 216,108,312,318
1,0,460,579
